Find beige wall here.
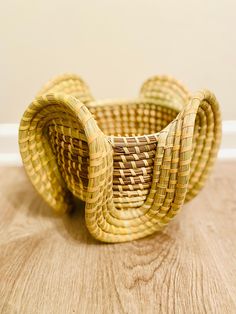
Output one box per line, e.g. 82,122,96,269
1,0,236,123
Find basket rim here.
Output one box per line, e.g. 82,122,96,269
87,96,182,110
88,96,180,142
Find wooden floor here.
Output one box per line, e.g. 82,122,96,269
0,162,236,314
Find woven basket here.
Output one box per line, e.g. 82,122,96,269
19,74,221,243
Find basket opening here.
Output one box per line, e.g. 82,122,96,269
89,100,179,137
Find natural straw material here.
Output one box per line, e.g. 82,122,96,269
19,74,221,243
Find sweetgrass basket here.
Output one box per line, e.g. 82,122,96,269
19,74,221,242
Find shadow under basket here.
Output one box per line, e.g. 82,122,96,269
19,74,222,243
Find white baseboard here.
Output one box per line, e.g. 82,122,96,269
0,122,236,166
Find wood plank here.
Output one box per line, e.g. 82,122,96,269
0,162,236,314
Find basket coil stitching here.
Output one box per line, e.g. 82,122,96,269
19,74,221,243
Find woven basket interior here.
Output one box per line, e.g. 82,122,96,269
89,99,178,136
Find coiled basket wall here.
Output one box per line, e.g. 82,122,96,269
19,74,221,243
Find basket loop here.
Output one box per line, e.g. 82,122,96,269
140,75,191,111
182,89,222,201
19,93,113,214
36,73,94,104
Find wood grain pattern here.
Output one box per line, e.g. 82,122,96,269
0,162,236,314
